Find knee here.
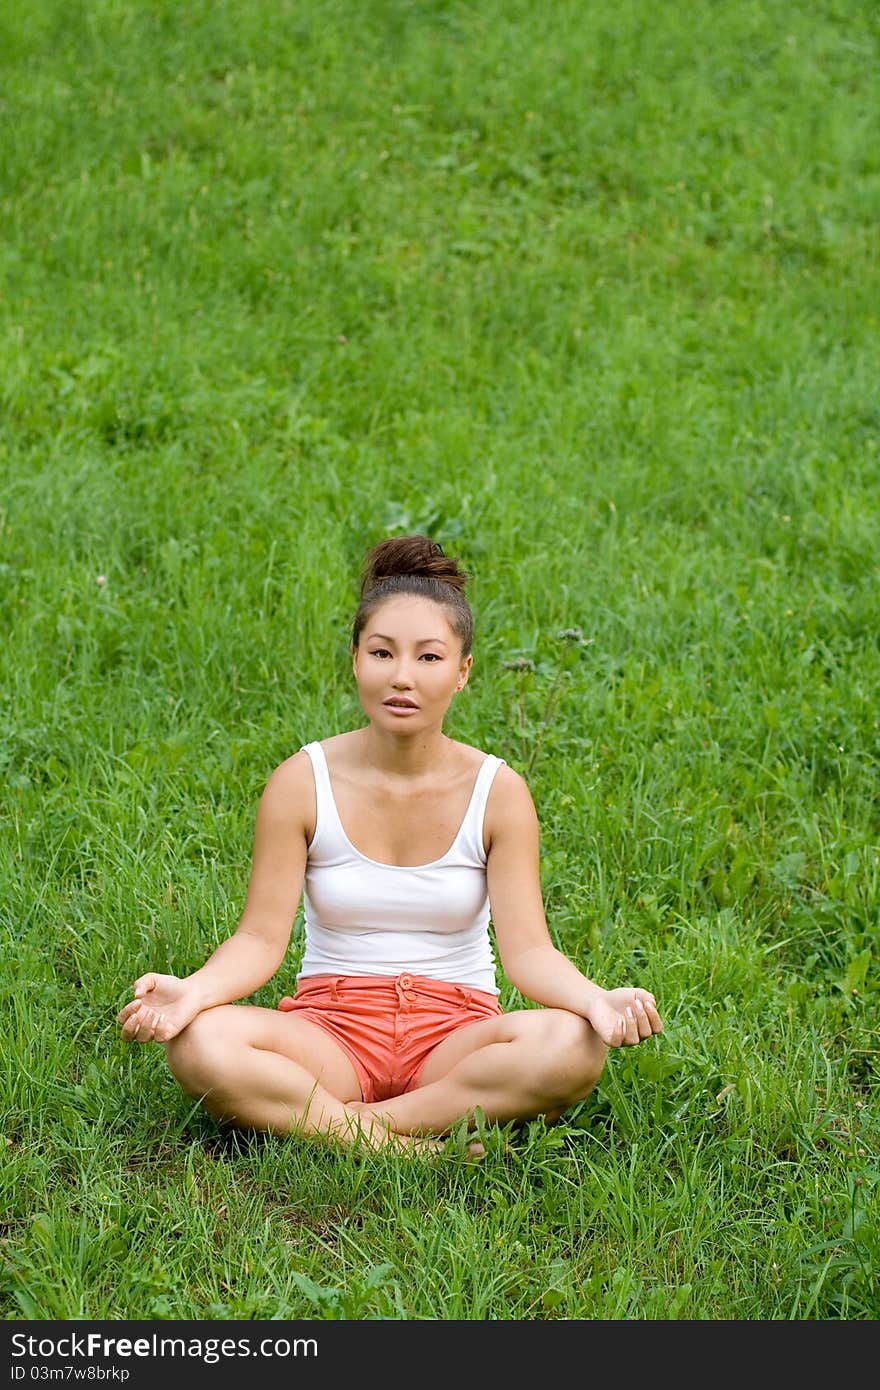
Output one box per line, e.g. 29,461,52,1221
530,1010,607,1105
164,1011,227,1097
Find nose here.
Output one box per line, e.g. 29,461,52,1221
390,660,415,687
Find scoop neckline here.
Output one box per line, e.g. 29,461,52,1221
311,740,491,870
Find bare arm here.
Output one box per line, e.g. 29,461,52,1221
186,753,312,1005
118,750,314,1041
485,766,663,1047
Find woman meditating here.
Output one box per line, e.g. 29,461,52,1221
118,535,662,1153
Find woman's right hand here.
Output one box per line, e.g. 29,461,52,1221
117,973,203,1044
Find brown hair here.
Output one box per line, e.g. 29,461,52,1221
351,535,474,655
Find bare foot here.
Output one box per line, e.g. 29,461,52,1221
335,1108,445,1157
345,1104,486,1160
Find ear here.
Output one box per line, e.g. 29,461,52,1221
455,654,473,691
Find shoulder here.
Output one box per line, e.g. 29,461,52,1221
483,763,539,852
318,730,367,771
257,747,318,842
485,762,537,812
444,738,524,798
445,736,496,777
264,746,315,792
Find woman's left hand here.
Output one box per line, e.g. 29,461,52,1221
586,987,663,1047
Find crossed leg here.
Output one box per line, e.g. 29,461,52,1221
352,1006,608,1137
164,1003,607,1150
163,1004,441,1153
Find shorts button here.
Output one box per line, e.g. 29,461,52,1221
399,973,412,988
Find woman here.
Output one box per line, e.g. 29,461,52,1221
118,535,663,1153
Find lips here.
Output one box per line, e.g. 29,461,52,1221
384,699,418,708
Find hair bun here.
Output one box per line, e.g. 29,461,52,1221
359,535,468,597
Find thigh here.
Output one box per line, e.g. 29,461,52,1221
411,1007,565,1090
168,1003,364,1103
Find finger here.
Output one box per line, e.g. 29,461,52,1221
633,999,653,1039
605,1014,624,1047
624,1006,639,1045
645,1002,663,1034
138,1007,160,1041
136,1016,158,1043
120,1007,141,1040
632,999,648,1038
122,1004,153,1042
124,1008,150,1041
133,973,157,998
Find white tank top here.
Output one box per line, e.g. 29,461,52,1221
297,741,505,993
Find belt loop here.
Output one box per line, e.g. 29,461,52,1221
330,977,339,1001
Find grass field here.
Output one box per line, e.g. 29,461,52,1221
1,0,878,1321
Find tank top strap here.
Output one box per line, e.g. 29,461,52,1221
301,741,342,853
457,754,506,864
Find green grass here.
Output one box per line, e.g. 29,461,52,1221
1,0,878,1320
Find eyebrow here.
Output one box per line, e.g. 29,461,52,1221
366,633,449,647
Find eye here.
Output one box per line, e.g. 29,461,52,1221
420,653,441,662
369,648,391,659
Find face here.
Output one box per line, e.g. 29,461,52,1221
352,595,472,732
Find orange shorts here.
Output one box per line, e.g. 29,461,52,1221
277,972,503,1103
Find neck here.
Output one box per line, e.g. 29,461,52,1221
360,724,451,778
